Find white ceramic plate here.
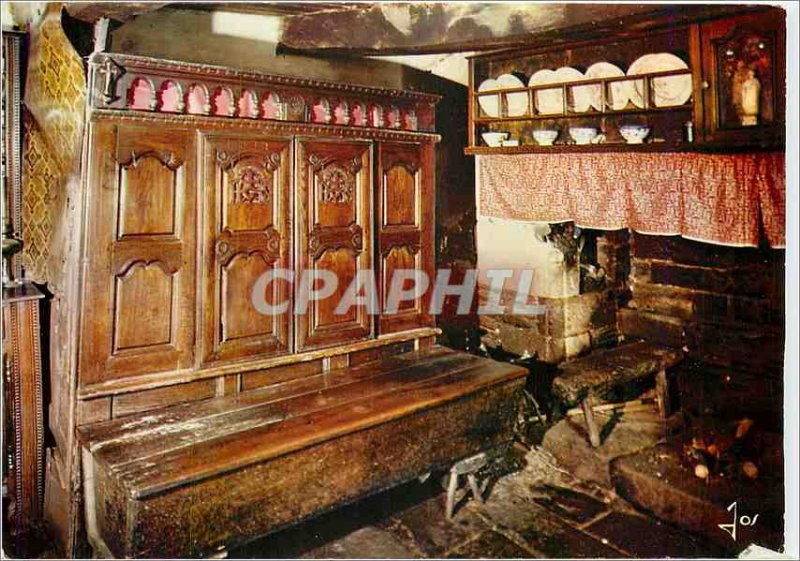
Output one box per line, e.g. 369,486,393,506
627,53,692,108
585,62,629,111
529,69,563,115
496,73,528,117
554,66,592,113
477,78,499,117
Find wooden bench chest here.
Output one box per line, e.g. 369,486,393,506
78,347,526,558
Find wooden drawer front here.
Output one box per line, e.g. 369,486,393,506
80,124,196,385
349,340,415,367
377,142,435,334
111,379,217,418
85,378,522,558
201,135,292,363
296,140,373,351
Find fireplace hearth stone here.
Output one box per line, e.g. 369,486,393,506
611,443,784,554
542,407,684,487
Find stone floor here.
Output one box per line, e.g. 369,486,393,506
231,446,730,559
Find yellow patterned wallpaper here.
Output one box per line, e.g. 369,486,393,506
21,109,58,283
21,5,86,283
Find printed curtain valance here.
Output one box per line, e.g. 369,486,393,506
478,152,785,248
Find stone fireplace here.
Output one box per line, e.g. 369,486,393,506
475,150,785,374
474,150,786,551
477,219,627,364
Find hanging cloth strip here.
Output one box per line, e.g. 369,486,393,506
478,152,785,248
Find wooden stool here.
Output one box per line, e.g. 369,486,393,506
445,452,489,519
551,340,684,448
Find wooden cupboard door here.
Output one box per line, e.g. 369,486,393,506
377,142,435,334
80,123,196,385
201,135,291,363
296,140,372,351
700,9,785,147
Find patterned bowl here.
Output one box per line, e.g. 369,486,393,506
532,129,559,146
481,131,510,147
569,127,599,145
619,125,651,144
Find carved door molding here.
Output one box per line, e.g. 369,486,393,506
201,135,292,363
296,139,373,351
377,142,435,334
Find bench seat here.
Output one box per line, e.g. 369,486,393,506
551,340,684,447
552,340,684,407
77,346,527,558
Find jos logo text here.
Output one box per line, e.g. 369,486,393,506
718,501,759,541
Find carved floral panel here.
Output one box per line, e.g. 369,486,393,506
320,165,354,204
232,165,271,205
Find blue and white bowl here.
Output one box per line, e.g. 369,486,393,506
533,129,559,146
481,131,510,147
619,125,651,144
569,127,599,145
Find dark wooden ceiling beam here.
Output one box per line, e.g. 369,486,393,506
278,3,760,56
65,2,764,56
64,2,168,23
64,2,360,23
165,2,363,17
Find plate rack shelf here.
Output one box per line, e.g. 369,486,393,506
473,68,693,123
464,142,696,156
466,6,785,154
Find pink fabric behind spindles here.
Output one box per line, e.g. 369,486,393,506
261,93,281,119
332,102,349,125
212,88,233,117
368,105,383,127
402,109,417,131
128,78,154,110
385,106,400,128
157,81,182,113
351,104,365,126
185,85,207,115
311,100,330,123
238,90,257,118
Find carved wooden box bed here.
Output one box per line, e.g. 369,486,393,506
45,53,526,557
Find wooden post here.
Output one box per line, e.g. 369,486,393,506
93,17,110,53
655,369,670,418
467,474,483,504
2,284,46,544
467,58,475,148
582,397,601,447
445,470,459,520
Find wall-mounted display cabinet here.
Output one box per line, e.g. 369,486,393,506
466,6,785,154
699,9,786,147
